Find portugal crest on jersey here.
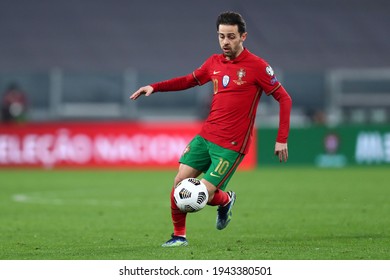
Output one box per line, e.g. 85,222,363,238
233,68,247,85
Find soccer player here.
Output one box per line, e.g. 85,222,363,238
130,11,292,247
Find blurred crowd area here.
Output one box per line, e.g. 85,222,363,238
0,0,389,126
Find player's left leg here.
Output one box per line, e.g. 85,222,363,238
215,190,236,230
202,141,245,230
204,181,237,230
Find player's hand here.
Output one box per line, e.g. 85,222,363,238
129,85,154,100
274,142,288,162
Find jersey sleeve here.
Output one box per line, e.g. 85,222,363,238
272,85,292,143
151,74,198,92
257,62,281,95
192,56,214,86
150,55,214,92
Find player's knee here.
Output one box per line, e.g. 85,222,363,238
174,174,185,187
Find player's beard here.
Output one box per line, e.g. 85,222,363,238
222,46,233,58
222,43,244,60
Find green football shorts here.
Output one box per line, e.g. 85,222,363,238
179,135,245,191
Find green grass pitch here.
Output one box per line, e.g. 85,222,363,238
1,166,389,260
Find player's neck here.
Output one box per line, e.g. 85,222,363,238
225,46,244,61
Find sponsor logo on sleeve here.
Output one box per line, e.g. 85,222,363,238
266,65,274,76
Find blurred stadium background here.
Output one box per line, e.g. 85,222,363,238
0,0,389,168
1,0,390,264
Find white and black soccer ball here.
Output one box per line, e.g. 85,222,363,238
174,178,209,213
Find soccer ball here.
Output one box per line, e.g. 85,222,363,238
174,178,209,213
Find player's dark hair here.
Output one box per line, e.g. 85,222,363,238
216,11,246,34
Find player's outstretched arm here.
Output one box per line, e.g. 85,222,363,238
271,85,292,163
129,85,154,100
275,142,288,162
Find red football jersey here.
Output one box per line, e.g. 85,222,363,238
193,48,281,154
151,48,284,154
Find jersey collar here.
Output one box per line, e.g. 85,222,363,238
220,48,249,63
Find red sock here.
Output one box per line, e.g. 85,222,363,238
208,189,230,206
170,187,187,237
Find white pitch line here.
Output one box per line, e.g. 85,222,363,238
11,193,125,207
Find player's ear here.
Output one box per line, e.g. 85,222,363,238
240,32,247,42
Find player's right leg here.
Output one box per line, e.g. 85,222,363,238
161,233,188,247
162,164,202,247
162,135,210,247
